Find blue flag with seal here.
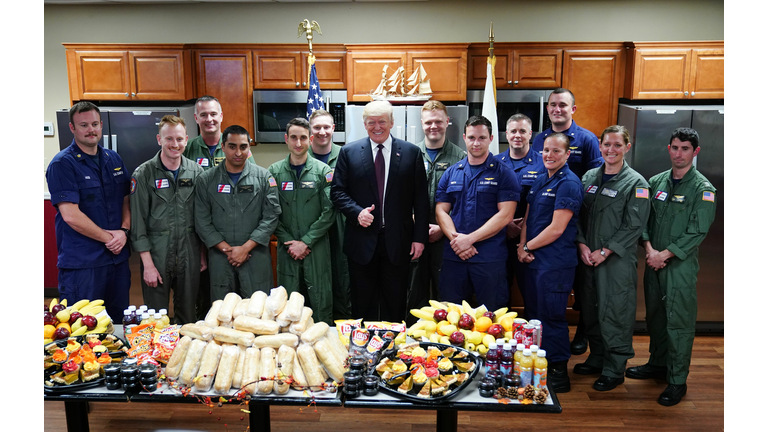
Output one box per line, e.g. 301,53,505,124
306,58,325,118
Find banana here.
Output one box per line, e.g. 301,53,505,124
420,306,436,316
428,333,440,343
71,326,88,336
493,307,509,318
461,300,475,316
439,336,451,345
60,299,68,307
409,309,436,322
96,315,111,325
80,305,105,316
410,329,426,339
87,299,104,307
49,298,58,312
409,321,427,332
474,305,488,319
87,324,108,334
497,312,519,323
428,300,447,310
56,309,71,323
71,318,83,332
70,299,90,312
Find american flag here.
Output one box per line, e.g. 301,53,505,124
306,62,325,118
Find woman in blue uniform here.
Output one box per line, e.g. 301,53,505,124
517,132,584,393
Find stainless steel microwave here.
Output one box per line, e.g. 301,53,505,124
253,90,347,144
466,89,553,144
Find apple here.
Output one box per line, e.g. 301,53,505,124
449,331,465,346
69,311,83,323
53,327,70,340
51,303,66,315
457,313,475,330
81,315,98,330
433,309,448,322
483,311,495,321
487,324,504,339
44,311,58,327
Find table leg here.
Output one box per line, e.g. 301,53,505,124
64,400,90,432
248,401,270,432
435,409,457,432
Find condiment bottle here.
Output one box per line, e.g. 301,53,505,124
533,349,548,390
520,349,533,387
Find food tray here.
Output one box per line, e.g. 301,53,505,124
44,333,130,356
374,342,481,404
43,374,105,394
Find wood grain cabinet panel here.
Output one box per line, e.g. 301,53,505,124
513,49,562,88
302,51,346,89
346,51,407,102
407,50,467,101
689,48,724,99
467,48,509,89
129,50,192,100
195,51,253,133
253,51,302,89
630,48,691,99
71,50,131,100
562,47,625,136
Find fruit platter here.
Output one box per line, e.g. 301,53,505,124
373,342,481,404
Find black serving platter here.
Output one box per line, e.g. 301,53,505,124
44,369,106,394
375,342,481,404
44,334,130,357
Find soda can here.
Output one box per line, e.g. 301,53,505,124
512,318,527,344
522,324,535,348
529,319,543,347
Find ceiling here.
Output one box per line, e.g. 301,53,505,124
44,0,426,3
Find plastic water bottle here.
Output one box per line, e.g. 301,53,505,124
520,349,534,387
533,349,548,390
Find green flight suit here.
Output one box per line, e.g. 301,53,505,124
575,162,651,377
407,139,466,320
641,166,716,385
268,155,336,325
194,161,281,300
183,135,256,171
308,144,351,319
129,152,204,325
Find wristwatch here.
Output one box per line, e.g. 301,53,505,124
120,227,131,237
600,248,606,256
523,243,531,253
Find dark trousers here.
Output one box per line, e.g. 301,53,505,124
521,266,575,364
348,230,410,322
406,238,445,325
58,261,131,321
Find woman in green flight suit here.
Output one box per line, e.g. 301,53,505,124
574,125,651,391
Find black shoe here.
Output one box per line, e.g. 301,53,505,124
593,375,624,391
570,338,588,355
626,363,667,380
573,362,601,375
658,384,687,406
548,362,571,393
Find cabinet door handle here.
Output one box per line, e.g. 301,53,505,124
507,81,512,85
132,92,136,97
303,82,307,87
514,81,519,85
125,93,129,98
691,91,696,96
296,82,300,87
684,91,689,96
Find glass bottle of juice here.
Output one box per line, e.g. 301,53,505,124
513,343,525,376
520,349,534,387
533,349,548,390
486,342,499,370
500,343,514,377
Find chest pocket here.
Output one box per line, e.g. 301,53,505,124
237,183,261,213
667,201,690,238
446,182,463,205
77,178,103,208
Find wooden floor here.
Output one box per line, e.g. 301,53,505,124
43,328,724,432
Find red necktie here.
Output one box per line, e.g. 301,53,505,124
375,144,385,207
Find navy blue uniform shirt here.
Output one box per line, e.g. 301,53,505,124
531,120,603,178
495,147,545,219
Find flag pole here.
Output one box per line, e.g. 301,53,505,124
299,19,323,87
482,22,499,154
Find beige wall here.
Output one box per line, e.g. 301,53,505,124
44,0,724,192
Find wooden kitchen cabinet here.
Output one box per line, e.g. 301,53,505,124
406,46,468,101
194,49,254,133
253,45,347,90
64,44,193,102
562,45,625,136
467,45,562,89
624,42,724,99
346,49,407,102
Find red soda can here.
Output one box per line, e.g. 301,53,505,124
522,324,535,348
529,319,542,347
512,319,527,344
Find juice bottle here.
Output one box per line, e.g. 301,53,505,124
153,313,165,329
486,342,499,370
500,343,514,377
520,349,534,387
513,343,525,376
158,309,171,327
128,305,139,325
122,309,133,327
530,344,539,361
533,349,548,390
139,312,152,325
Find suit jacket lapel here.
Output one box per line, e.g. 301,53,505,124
385,137,401,201
360,138,378,199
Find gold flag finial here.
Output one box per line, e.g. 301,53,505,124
298,19,322,55
488,22,495,58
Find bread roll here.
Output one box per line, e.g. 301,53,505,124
232,298,250,320
231,345,247,389
195,341,223,392
233,315,280,335
274,345,296,395
204,300,223,328
325,327,350,367
313,337,345,383
297,344,325,389
242,347,261,395
301,322,330,345
289,307,314,335
276,308,292,328
178,338,207,386
252,333,299,349
291,355,308,390
257,347,276,394
264,286,288,318
214,344,241,393
179,323,214,341
217,292,242,323
246,290,268,319
213,326,255,347
283,292,304,322
164,335,191,380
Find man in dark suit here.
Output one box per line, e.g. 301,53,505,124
331,100,430,322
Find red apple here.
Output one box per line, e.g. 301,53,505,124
449,331,465,346
433,309,448,322
81,315,98,330
53,327,70,340
44,311,58,327
70,311,83,323
457,313,475,330
487,324,504,339
483,311,495,321
51,304,66,315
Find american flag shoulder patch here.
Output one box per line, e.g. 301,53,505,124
325,171,334,183
702,191,715,202
635,187,649,199
268,177,277,187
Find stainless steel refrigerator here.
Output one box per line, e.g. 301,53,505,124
345,104,469,149
56,105,198,176
618,103,724,330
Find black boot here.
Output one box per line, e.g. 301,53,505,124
548,361,571,393
570,317,588,355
